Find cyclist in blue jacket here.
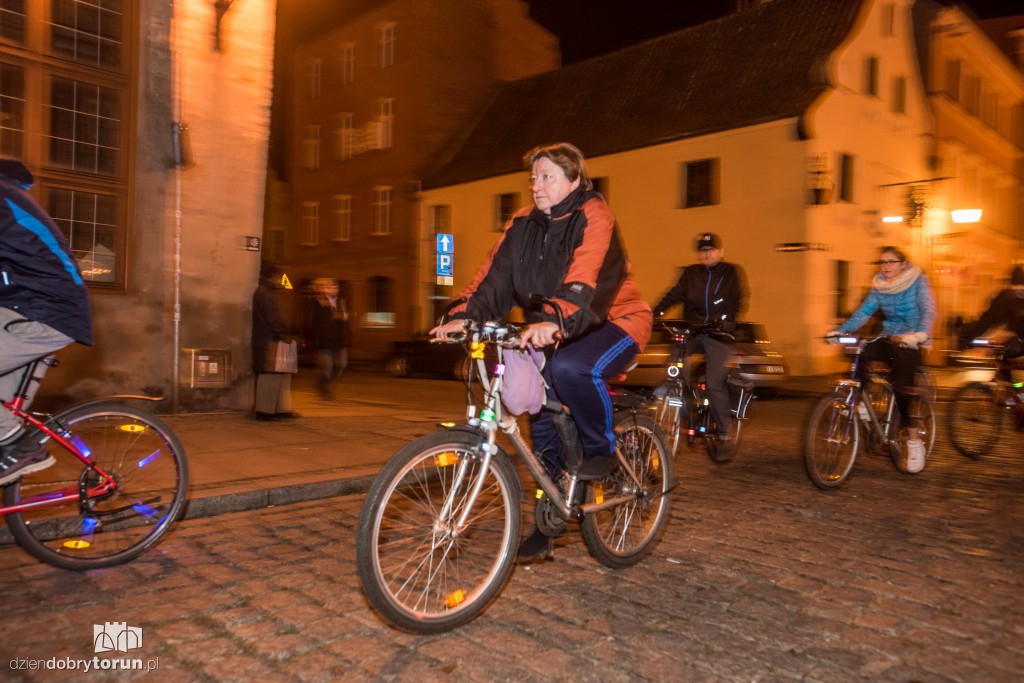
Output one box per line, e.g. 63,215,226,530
0,159,93,485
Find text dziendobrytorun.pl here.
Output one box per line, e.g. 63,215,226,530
10,657,159,673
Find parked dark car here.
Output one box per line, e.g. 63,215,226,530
613,320,789,393
386,333,474,379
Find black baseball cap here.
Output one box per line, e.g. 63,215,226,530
695,232,722,250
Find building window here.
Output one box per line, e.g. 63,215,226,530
376,98,393,148
300,201,319,245
48,76,121,175
834,260,850,318
0,0,133,290
0,62,25,158
307,58,321,98
680,158,718,208
892,76,906,114
964,75,981,116
865,56,879,97
0,2,25,43
372,186,391,236
880,3,895,37
945,59,961,102
303,124,320,169
339,42,354,84
334,112,353,160
378,22,394,67
495,192,519,230
366,275,395,326
838,153,855,203
332,194,351,241
51,0,124,68
46,186,119,284
429,204,450,233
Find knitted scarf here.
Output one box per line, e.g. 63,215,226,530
872,263,922,295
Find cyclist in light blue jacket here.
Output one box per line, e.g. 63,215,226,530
829,246,937,443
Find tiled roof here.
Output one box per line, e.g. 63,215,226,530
424,0,864,188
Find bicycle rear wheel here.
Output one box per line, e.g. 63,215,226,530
949,382,1002,459
355,430,521,634
654,382,683,455
581,412,672,568
3,402,189,570
804,391,859,489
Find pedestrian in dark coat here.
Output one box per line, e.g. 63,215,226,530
308,277,350,400
251,262,295,420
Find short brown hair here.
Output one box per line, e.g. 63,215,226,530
523,142,593,191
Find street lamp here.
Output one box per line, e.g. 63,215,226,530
951,208,983,224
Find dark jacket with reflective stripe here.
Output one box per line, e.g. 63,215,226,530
0,163,93,345
450,188,651,346
654,261,744,330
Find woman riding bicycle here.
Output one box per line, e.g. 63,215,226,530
828,245,937,471
431,142,652,560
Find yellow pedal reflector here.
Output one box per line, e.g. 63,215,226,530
63,540,91,550
535,488,544,499
435,451,459,468
594,483,604,504
470,342,485,359
118,423,147,433
446,589,467,608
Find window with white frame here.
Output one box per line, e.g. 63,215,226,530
376,98,393,148
838,153,855,203
301,201,319,245
334,112,353,160
366,275,395,326
372,186,392,236
495,193,519,230
378,22,395,67
339,42,355,84
307,58,321,98
304,124,320,169
429,204,450,233
0,0,133,289
680,158,719,208
865,55,879,97
332,194,352,241
892,76,906,114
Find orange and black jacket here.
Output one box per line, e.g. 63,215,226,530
450,188,651,348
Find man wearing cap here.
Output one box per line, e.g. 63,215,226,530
652,232,746,448
0,159,93,484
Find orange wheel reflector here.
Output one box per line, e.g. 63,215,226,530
435,451,459,468
446,589,467,608
63,540,91,550
118,423,147,433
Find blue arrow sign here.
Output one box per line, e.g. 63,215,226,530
436,233,453,254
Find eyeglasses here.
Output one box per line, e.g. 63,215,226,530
878,259,903,265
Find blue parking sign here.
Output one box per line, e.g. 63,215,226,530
437,253,453,277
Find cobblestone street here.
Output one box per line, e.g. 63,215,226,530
1,397,1021,682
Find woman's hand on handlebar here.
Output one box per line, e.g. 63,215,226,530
430,319,467,340
519,321,561,349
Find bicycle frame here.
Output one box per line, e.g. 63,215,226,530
446,322,645,527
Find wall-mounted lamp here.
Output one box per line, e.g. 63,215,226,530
951,209,982,224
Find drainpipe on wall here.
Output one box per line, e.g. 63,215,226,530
170,1,184,414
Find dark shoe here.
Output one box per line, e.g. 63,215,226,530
276,412,300,420
254,412,276,421
577,454,615,481
0,439,54,486
516,526,554,563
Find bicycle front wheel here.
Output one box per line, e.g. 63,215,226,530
804,391,860,489
581,412,672,569
355,430,521,634
654,382,683,455
3,402,189,570
949,382,1002,459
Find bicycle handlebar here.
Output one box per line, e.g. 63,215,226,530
657,320,735,343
